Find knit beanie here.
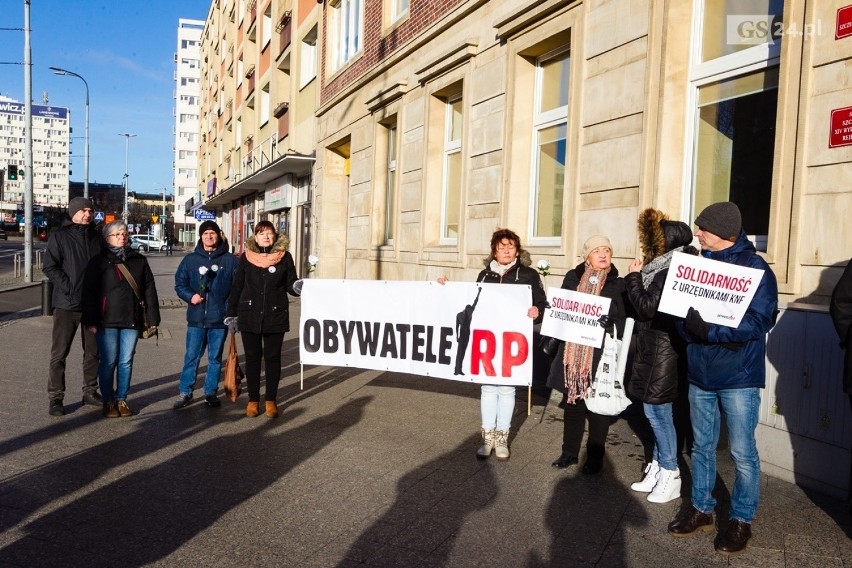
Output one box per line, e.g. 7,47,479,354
694,202,741,241
68,197,93,219
198,220,221,236
582,235,613,258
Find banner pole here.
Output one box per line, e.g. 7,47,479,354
527,385,531,416
300,362,304,390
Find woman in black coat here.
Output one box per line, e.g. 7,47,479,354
624,209,696,503
226,220,300,418
548,235,626,474
83,221,160,418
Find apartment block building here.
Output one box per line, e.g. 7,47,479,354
198,0,319,269
307,0,852,497
173,18,205,241
0,96,70,211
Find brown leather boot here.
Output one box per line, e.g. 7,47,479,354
668,506,714,536
246,401,260,417
265,401,278,418
714,519,751,555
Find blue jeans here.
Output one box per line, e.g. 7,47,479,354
688,384,761,523
96,328,139,401
178,327,227,396
644,402,678,470
481,385,515,431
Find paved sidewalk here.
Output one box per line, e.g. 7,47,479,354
0,254,849,567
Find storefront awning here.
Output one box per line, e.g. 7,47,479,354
203,151,315,208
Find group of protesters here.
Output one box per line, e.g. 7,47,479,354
45,195,808,556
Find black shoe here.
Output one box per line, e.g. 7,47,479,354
714,519,751,554
82,391,103,406
205,394,222,408
581,445,605,475
551,454,579,469
49,399,65,416
173,393,193,409
668,506,714,536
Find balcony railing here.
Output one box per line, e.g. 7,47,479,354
241,132,279,179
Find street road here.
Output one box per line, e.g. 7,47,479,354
0,241,48,276
0,284,41,318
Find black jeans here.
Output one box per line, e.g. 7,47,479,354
560,398,611,457
48,308,99,400
241,331,285,402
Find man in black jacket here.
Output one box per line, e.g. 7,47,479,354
43,197,103,416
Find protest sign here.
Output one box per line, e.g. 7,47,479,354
657,251,765,327
540,288,611,348
299,280,534,386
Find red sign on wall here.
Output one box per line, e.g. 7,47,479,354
837,6,852,39
829,106,852,148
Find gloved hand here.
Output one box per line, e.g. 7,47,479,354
292,279,304,296
685,307,709,342
597,315,614,333
224,316,239,334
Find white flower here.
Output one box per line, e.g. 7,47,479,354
308,254,319,267
536,259,551,276
198,266,209,276
211,264,219,272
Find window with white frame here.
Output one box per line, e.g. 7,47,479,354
329,0,363,72
531,46,570,240
442,95,463,242
689,0,783,250
300,26,318,88
260,85,270,125
262,6,272,49
384,121,398,243
388,0,409,24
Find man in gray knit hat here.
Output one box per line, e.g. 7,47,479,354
43,197,103,416
667,201,778,556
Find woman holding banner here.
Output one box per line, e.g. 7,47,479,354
226,221,301,418
548,235,626,474
624,209,697,503
439,228,547,461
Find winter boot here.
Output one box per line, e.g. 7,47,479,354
476,428,496,459
647,467,682,503
631,460,660,493
494,430,510,461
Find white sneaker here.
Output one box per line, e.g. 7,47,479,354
647,467,682,503
630,460,660,493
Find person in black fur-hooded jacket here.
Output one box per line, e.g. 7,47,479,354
624,209,697,504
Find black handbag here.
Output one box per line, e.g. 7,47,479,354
539,335,562,358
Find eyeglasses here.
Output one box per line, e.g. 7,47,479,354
107,232,129,238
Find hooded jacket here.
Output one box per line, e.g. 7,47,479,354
43,217,103,311
82,248,160,329
226,234,299,334
174,238,238,328
624,210,697,404
475,249,548,325
678,230,778,390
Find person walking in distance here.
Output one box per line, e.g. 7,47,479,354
173,220,238,409
667,202,778,556
43,197,104,416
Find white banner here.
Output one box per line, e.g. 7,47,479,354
299,280,535,386
657,251,765,327
540,288,611,348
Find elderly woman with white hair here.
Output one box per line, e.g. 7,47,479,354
548,235,626,474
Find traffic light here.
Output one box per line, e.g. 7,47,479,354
7,165,17,181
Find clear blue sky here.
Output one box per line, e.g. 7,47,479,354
0,0,209,198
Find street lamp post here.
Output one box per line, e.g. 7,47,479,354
119,133,136,223
49,66,89,199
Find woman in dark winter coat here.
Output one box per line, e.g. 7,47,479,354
438,228,547,461
624,209,697,503
226,220,300,418
548,235,626,474
83,221,160,418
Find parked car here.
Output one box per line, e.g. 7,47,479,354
129,234,166,252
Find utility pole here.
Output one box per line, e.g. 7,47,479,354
119,133,136,223
23,0,33,282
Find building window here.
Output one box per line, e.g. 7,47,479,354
442,95,463,242
388,0,409,24
329,0,363,72
688,0,783,250
300,26,318,89
384,122,398,243
260,84,270,125
262,6,272,49
531,46,570,240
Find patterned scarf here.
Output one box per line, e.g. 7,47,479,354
640,246,685,288
563,265,608,403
